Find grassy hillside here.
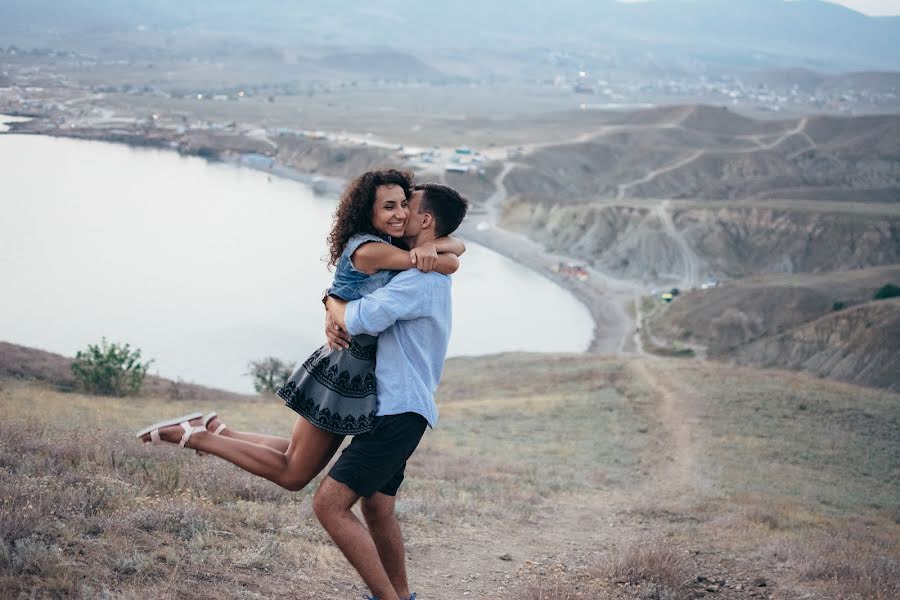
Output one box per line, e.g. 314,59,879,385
1,352,897,598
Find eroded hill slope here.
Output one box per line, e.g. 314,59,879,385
644,266,900,390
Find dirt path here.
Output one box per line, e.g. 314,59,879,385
629,359,698,496
410,357,705,598
654,199,703,288
614,117,817,202
740,116,815,154
615,150,705,200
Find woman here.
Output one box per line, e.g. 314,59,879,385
135,169,464,493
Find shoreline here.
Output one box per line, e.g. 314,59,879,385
1,113,636,353
457,219,641,355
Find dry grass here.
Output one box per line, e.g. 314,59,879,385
751,521,900,600
2,352,899,599
598,537,692,598
516,577,582,600
0,415,327,598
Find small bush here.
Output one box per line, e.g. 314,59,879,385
873,283,900,300
70,338,153,396
246,357,293,394
600,537,691,594
832,301,845,311
517,577,580,600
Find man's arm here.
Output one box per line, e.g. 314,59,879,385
432,235,466,256
330,271,437,338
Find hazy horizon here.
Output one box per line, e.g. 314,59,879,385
616,0,900,16
822,0,900,15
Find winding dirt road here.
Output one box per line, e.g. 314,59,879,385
459,158,642,354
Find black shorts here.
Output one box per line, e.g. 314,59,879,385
328,412,428,498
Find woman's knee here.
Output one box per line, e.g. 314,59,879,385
278,451,326,491
278,470,314,492
280,477,309,492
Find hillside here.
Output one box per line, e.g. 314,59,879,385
503,200,900,284
733,298,900,390
643,266,900,390
505,107,900,204
1,350,898,598
0,341,255,403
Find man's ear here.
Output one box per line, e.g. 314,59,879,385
421,211,435,230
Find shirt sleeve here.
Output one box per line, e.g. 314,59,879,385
345,271,436,336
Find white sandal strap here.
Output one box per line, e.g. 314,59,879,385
213,423,227,435
150,429,161,444
136,412,203,440
178,421,205,448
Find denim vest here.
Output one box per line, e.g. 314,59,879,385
328,233,399,301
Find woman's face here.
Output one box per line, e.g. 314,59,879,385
371,184,409,237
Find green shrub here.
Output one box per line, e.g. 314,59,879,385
832,301,845,311
246,357,293,394
873,283,900,300
70,338,153,396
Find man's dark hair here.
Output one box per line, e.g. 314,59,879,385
414,183,468,237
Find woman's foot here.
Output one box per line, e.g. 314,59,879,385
203,412,228,436
137,414,206,448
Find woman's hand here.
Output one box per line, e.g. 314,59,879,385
410,243,439,272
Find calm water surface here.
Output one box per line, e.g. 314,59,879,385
0,119,592,392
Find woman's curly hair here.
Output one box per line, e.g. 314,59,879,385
327,169,414,266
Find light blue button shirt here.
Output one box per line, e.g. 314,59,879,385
344,269,452,428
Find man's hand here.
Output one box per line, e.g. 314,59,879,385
409,242,438,273
324,297,351,350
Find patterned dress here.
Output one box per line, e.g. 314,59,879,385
277,233,397,435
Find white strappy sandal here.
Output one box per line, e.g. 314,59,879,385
202,412,228,436
192,412,228,456
136,412,204,447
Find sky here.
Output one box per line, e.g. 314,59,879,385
826,0,900,15
616,0,900,16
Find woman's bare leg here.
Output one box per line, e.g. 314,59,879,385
142,416,344,491
205,414,290,452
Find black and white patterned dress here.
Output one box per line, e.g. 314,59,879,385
277,233,397,435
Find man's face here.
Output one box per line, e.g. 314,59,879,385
403,189,426,238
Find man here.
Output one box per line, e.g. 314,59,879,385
314,182,468,600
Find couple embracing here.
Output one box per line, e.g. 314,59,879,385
137,169,468,600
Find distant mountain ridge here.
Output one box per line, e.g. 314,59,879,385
1,0,899,71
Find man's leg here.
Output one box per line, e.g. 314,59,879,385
361,492,411,600
313,477,400,600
